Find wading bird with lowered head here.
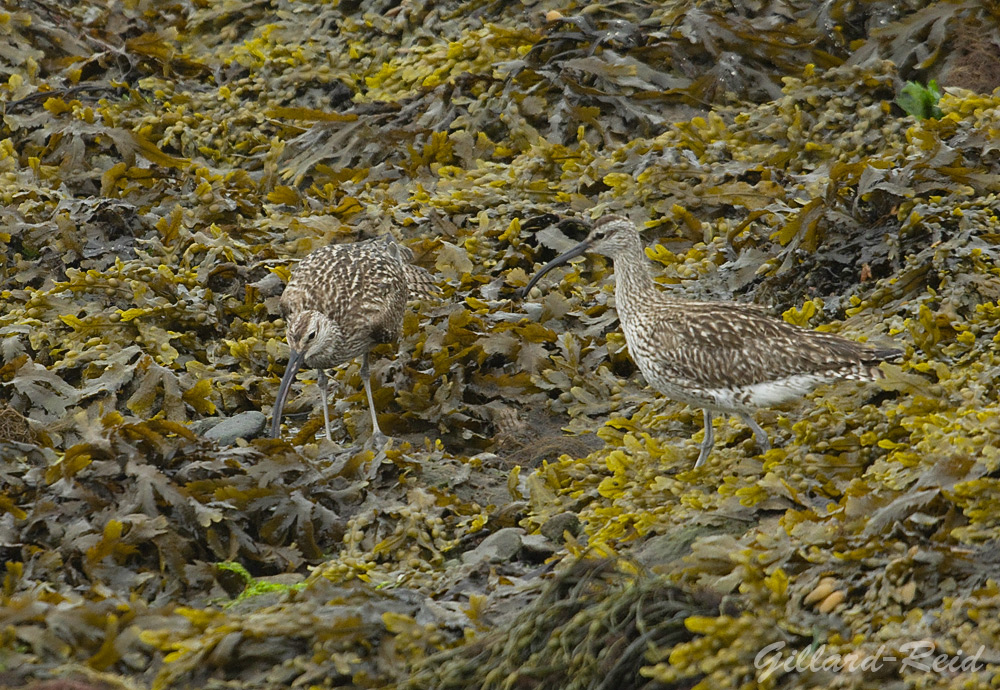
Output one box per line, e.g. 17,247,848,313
271,235,435,444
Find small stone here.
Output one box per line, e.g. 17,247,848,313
250,271,285,297
519,534,557,562
258,573,306,587
540,512,580,542
203,411,267,444
190,417,221,436
461,527,524,565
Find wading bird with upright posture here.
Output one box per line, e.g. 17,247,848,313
270,235,435,443
518,215,901,467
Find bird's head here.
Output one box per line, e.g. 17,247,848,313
286,309,338,365
578,215,640,257
517,214,640,296
270,309,340,439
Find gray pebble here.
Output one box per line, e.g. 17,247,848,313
540,512,581,542
204,411,267,444
461,527,525,565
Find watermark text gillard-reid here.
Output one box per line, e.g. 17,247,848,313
755,640,985,680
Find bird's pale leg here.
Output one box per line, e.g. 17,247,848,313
360,352,388,444
740,412,771,454
695,409,714,468
317,369,333,442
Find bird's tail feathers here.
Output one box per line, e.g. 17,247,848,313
865,346,903,363
405,265,440,300
856,345,902,379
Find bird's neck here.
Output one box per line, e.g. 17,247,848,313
610,244,657,315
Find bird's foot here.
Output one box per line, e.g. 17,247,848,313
367,430,393,449
739,413,771,456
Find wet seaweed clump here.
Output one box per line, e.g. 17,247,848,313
404,558,725,690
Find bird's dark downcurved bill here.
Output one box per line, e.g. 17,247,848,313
270,348,306,438
516,240,590,298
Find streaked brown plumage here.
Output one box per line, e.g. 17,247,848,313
270,235,435,442
519,215,901,467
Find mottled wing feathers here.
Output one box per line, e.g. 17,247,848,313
404,264,439,300
279,237,437,358
281,237,436,315
280,243,402,320
645,299,898,389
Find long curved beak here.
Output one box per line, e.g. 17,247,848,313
270,348,305,438
516,240,591,298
